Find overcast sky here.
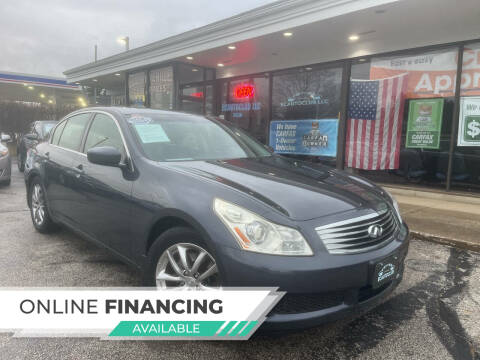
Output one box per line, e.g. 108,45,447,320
0,0,276,77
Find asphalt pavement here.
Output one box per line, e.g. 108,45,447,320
0,164,479,360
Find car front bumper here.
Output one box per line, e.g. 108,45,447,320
216,223,409,330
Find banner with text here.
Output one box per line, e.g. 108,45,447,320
0,288,283,340
269,119,338,157
370,47,480,98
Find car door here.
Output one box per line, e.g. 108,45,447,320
71,112,133,256
44,113,91,223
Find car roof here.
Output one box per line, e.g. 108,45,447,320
67,107,210,120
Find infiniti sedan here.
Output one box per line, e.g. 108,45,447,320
24,107,409,330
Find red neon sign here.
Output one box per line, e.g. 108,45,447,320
190,91,204,98
233,84,255,99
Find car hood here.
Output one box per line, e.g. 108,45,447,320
168,156,389,221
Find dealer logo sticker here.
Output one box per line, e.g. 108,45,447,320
377,263,395,282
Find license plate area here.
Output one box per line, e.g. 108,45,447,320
372,255,399,289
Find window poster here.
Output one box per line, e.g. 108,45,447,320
269,119,338,157
458,96,480,146
150,67,173,110
128,72,146,107
406,99,444,149
370,47,480,98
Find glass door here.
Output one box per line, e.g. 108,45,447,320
179,82,215,116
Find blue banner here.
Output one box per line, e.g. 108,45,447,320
269,119,338,157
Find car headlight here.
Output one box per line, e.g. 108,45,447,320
0,148,8,158
383,189,402,224
213,198,313,256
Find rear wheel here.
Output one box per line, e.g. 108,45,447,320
144,227,221,289
29,177,56,233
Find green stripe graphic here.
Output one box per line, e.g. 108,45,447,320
238,321,258,336
109,321,224,337
229,321,248,336
217,321,236,336
109,320,259,338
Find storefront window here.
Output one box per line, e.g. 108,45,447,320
150,67,173,110
451,43,480,192
180,85,204,114
270,66,342,164
220,76,269,143
177,63,204,84
345,48,458,189
128,72,146,107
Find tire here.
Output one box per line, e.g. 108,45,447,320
0,178,10,186
143,227,221,289
17,153,24,172
29,177,57,233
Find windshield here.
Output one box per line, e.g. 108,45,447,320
126,113,272,162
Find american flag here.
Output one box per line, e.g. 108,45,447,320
345,74,408,170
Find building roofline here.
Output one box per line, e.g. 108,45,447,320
0,70,80,90
64,0,395,81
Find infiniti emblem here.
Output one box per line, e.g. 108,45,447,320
368,225,383,238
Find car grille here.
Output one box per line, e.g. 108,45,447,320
316,210,398,255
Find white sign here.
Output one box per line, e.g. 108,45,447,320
0,288,282,340
458,97,480,146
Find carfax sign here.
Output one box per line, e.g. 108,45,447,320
406,99,444,149
269,119,338,157
458,97,480,146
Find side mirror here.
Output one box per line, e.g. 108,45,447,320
25,133,38,141
87,146,122,167
1,134,11,142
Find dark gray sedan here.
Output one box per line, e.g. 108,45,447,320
0,141,11,186
24,107,409,330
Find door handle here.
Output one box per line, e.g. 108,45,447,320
74,164,84,178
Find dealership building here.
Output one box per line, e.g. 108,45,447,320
64,0,480,193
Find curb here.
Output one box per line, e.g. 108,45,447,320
411,231,480,253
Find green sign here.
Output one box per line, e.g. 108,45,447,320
109,320,258,338
458,97,480,146
406,99,444,149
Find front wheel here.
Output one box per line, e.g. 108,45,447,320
144,227,221,290
29,178,57,233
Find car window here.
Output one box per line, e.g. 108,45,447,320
51,121,66,145
42,123,56,139
127,114,271,162
57,113,91,151
84,114,125,156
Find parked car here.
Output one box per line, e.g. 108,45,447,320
24,108,409,330
17,120,57,172
0,142,11,186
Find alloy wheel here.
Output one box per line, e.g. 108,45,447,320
31,184,46,226
155,243,220,290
